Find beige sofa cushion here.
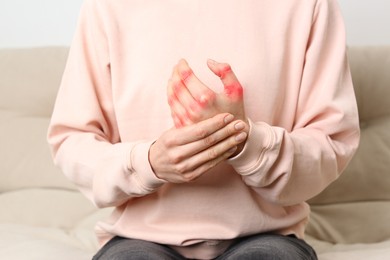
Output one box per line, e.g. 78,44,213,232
0,47,76,192
0,47,114,260
307,46,390,244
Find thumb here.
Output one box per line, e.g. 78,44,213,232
207,59,243,100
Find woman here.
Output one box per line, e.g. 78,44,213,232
48,0,360,259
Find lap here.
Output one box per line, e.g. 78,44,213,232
93,234,317,260
92,237,184,260
217,233,317,260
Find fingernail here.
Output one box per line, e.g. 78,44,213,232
207,59,217,66
235,132,247,142
235,122,245,131
224,114,234,124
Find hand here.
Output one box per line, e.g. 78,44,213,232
167,59,250,156
149,113,247,183
167,59,248,128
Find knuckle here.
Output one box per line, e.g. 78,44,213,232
184,110,194,121
181,69,193,83
195,127,209,139
163,135,176,147
222,64,232,73
188,113,200,122
203,135,216,146
225,125,235,137
208,148,219,160
186,109,201,122
177,112,187,122
168,95,176,106
174,163,189,175
220,62,232,70
207,92,216,103
219,63,232,78
173,80,183,92
182,173,197,183
169,152,183,164
197,91,215,107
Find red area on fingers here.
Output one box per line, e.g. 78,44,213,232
173,81,183,93
168,95,178,106
219,64,233,79
175,121,183,128
189,101,200,112
173,115,182,128
224,83,243,99
196,92,216,108
198,95,208,107
185,110,192,121
180,69,193,83
208,59,233,80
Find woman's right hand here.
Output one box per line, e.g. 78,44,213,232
167,59,247,128
149,113,248,183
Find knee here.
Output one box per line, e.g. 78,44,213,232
221,234,317,260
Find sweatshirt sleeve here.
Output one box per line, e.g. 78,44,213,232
47,0,165,208
228,0,360,206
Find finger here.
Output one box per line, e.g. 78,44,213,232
168,119,247,168
170,67,203,120
168,98,191,128
160,144,237,183
183,119,247,156
207,59,243,101
177,59,215,107
178,126,247,181
172,113,234,145
167,78,193,127
179,146,238,182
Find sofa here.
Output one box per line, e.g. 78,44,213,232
0,46,389,260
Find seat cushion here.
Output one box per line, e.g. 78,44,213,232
0,224,94,260
0,188,112,259
307,46,390,244
306,236,390,260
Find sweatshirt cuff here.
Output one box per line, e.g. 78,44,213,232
228,119,276,175
128,141,166,192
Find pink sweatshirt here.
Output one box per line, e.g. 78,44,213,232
48,0,360,259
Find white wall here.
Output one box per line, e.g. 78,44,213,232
339,0,390,45
0,0,83,48
0,0,389,48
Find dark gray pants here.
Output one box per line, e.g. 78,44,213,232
92,234,317,260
